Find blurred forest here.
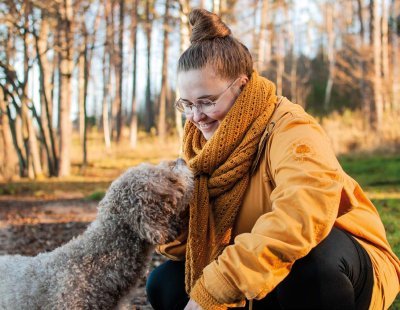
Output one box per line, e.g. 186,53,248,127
0,0,400,180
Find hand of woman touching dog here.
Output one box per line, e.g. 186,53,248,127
184,299,203,310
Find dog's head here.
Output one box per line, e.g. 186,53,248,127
99,159,194,245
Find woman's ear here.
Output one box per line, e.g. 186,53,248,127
239,75,249,88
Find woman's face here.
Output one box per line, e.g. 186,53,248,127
177,67,246,140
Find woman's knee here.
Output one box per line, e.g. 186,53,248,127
274,228,361,309
146,263,162,302
146,260,188,310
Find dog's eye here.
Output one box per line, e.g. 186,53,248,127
167,177,178,184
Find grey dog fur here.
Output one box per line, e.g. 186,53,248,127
0,160,193,310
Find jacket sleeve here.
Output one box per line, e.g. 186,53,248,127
156,230,187,261
190,112,347,308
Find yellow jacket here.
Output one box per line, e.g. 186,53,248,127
158,97,400,309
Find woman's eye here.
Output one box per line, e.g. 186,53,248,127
198,99,214,106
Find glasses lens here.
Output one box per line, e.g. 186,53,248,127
196,99,215,114
175,98,216,115
175,99,186,112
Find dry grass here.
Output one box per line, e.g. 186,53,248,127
0,131,182,198
0,130,181,181
2,110,400,181
320,109,400,155
70,131,182,178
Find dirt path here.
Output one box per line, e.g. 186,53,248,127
0,196,165,309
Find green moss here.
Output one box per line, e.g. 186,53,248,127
85,191,106,201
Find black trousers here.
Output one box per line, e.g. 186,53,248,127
146,227,373,310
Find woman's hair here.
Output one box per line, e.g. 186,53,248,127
178,8,253,79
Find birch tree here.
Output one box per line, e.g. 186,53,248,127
58,0,74,176
158,0,170,143
323,1,335,110
144,0,155,133
129,0,138,149
390,0,400,112
115,0,124,142
372,0,384,130
102,0,112,149
33,11,59,176
381,0,390,111
0,87,16,179
175,0,191,140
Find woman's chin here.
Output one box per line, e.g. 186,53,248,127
202,131,214,140
204,125,223,140
197,121,218,140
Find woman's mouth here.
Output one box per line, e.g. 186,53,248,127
198,121,217,130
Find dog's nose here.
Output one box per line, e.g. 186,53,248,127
176,158,186,167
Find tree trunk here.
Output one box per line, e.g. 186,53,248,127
289,44,297,102
276,30,284,96
381,0,390,112
115,0,124,142
252,0,259,61
22,0,32,179
109,0,118,140
158,0,170,143
324,2,335,111
83,42,88,167
391,0,400,113
27,113,44,178
130,0,138,149
3,25,27,177
78,27,89,167
144,0,154,133
80,6,101,164
369,0,374,45
5,104,27,177
372,0,383,130
356,0,371,128
79,38,85,145
35,15,58,176
0,88,16,180
176,0,191,140
103,0,112,149
213,0,221,14
23,0,43,179
58,0,74,177
257,0,270,71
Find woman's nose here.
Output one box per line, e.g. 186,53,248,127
192,108,205,122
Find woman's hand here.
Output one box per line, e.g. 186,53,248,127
184,299,203,310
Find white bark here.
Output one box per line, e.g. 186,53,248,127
372,0,383,130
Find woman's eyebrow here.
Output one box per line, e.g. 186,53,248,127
180,94,215,102
197,94,215,100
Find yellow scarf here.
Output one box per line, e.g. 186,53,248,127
183,71,277,292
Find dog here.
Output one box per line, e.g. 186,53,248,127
0,159,193,309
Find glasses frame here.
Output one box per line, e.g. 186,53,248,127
175,78,240,115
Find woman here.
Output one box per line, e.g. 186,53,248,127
146,8,400,310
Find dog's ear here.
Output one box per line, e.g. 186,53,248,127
140,221,179,245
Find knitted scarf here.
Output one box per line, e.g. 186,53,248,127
183,71,277,293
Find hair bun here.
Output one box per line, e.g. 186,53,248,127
189,8,231,43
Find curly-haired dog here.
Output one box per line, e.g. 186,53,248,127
0,159,193,310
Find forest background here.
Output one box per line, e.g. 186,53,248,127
0,0,399,179
0,0,399,308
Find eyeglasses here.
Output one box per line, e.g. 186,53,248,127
175,78,240,115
